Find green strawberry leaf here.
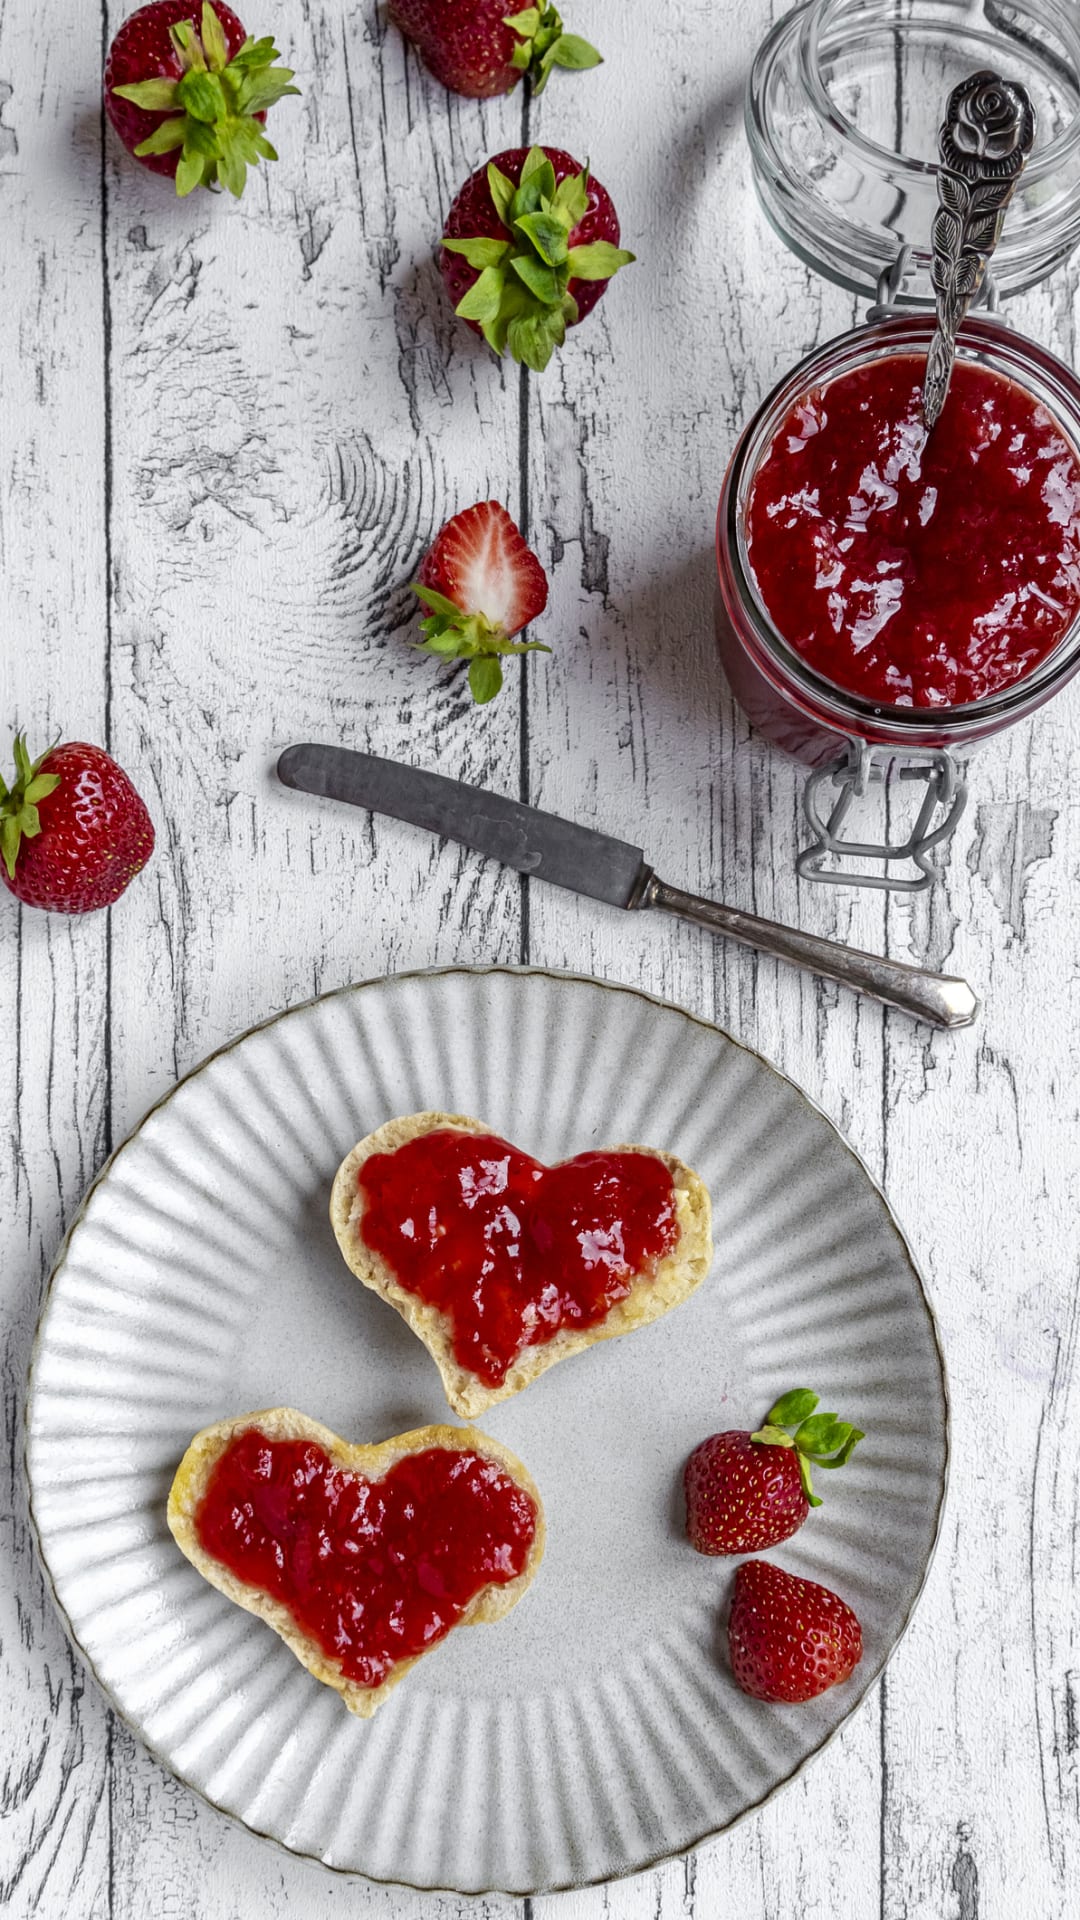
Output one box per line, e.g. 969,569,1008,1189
797,1455,824,1507
469,656,504,704
763,1388,818,1426
1,814,22,880
134,118,188,156
748,1424,796,1449
511,253,563,306
504,640,553,654
553,170,588,226
24,772,61,805
175,145,208,196
487,162,517,227
793,1413,845,1454
546,32,602,70
442,236,512,270
566,242,636,280
507,312,559,371
514,211,569,266
176,70,228,122
520,144,553,184
455,265,506,326
503,7,541,31
413,583,465,621
416,629,467,658
112,78,181,110
201,2,229,69
814,1427,865,1469
170,20,207,70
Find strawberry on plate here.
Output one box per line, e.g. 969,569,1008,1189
684,1389,863,1555
728,1559,863,1704
413,501,550,704
441,145,634,371
1,735,155,914
389,1,601,99
105,0,298,197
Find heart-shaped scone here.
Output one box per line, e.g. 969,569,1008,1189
330,1113,713,1417
167,1408,544,1718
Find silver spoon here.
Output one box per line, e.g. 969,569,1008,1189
923,70,1036,429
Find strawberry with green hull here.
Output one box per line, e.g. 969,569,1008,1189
414,501,549,704
1,736,155,914
389,1,601,99
105,0,298,197
684,1389,864,1556
728,1560,863,1704
441,146,634,371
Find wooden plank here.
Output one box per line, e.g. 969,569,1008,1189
0,3,113,1914
527,3,886,1913
97,2,529,1913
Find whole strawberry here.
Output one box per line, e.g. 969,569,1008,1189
414,500,550,703
728,1560,863,1704
1,736,155,914
441,146,634,371
390,2,601,98
684,1389,863,1555
105,0,298,197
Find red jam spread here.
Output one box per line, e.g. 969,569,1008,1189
746,355,1080,708
357,1130,680,1386
195,1431,537,1689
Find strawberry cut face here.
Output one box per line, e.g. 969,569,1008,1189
355,1129,681,1387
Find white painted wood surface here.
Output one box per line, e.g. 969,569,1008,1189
2,0,1078,1912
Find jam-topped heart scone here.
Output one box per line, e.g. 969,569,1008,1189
167,1408,544,1717
330,1113,713,1417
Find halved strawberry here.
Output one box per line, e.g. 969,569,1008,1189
389,2,601,99
414,501,550,704
105,0,298,198
441,146,634,371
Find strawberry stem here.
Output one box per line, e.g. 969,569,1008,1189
112,2,299,198
411,583,550,704
750,1388,864,1508
502,7,602,94
1,733,61,880
444,146,633,369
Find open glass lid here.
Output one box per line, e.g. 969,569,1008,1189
748,0,1080,300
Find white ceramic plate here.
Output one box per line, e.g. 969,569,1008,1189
26,968,947,1895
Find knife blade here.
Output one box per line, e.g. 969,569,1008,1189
276,743,978,1030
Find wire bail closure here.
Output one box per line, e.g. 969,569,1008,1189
797,742,969,892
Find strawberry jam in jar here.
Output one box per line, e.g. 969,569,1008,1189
717,312,1080,769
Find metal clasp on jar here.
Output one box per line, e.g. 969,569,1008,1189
797,742,969,893
864,244,1004,323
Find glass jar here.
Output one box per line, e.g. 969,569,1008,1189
718,0,1080,887
716,309,1080,768
748,0,1080,302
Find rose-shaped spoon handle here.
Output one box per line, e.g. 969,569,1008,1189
923,70,1036,429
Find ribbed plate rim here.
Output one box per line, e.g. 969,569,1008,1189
24,963,951,1897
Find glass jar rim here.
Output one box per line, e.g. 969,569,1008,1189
720,311,1080,737
791,0,1080,183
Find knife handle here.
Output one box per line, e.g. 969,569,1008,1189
643,876,978,1029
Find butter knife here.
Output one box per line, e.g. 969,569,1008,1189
277,744,978,1030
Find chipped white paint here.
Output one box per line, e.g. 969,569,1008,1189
1,0,1078,1914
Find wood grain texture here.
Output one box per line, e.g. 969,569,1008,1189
2,0,1079,1912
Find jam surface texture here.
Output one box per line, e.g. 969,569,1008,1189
357,1129,680,1386
195,1431,537,1689
746,355,1080,708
